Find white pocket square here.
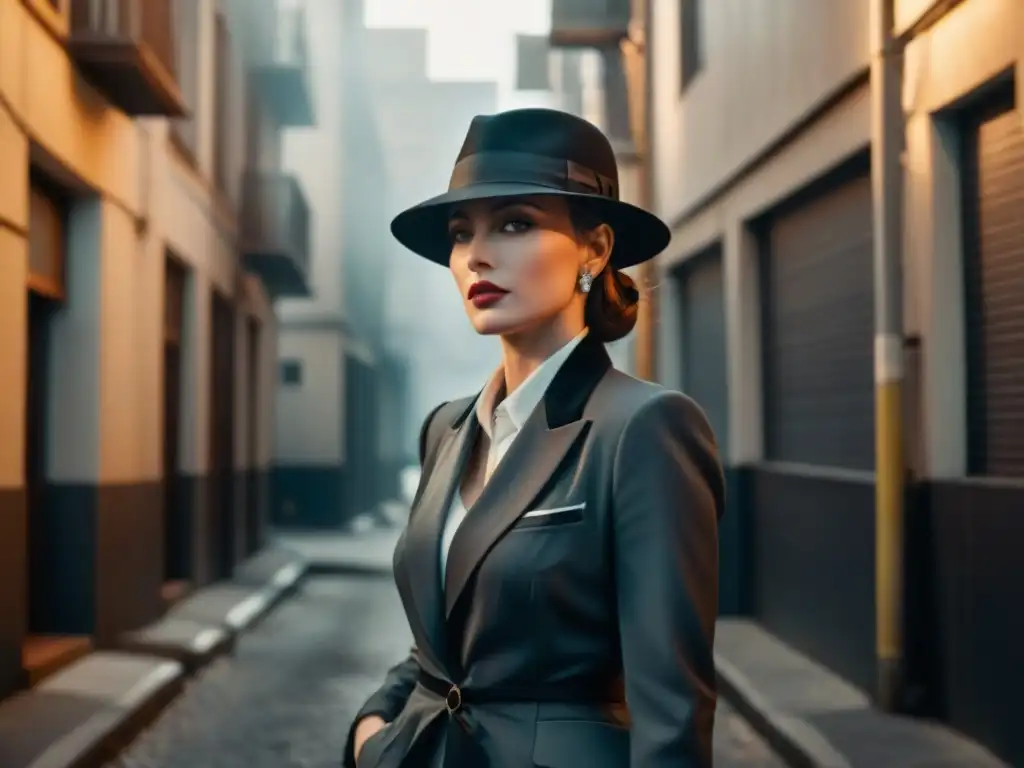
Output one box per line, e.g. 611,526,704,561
522,503,585,519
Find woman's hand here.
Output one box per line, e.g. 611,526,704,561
353,715,388,761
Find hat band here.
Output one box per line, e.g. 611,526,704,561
448,151,618,200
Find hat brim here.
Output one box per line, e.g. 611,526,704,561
390,182,671,270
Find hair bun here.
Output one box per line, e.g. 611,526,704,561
614,270,640,305
585,268,639,343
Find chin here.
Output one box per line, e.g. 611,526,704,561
471,319,513,336
469,309,522,337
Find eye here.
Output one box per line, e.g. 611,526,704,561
448,227,472,244
499,219,532,234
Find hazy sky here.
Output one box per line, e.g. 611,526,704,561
364,0,551,94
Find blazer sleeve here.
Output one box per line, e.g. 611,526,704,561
342,402,450,768
611,391,724,768
342,649,421,767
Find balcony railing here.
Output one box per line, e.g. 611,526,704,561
550,0,630,48
253,4,315,127
240,171,311,299
67,0,186,116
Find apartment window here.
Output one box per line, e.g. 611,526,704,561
280,360,303,386
679,0,703,94
28,178,67,300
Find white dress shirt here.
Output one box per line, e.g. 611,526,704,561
439,330,588,580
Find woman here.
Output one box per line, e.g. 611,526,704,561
345,108,724,768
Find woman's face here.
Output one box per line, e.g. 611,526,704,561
448,196,611,339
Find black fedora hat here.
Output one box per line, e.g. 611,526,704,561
390,108,671,269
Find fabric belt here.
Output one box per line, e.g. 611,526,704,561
417,669,615,714
417,670,620,768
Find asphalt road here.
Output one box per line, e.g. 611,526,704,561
109,575,787,768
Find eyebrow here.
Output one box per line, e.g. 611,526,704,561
449,200,545,222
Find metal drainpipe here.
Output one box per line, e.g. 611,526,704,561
631,0,656,381
870,0,906,713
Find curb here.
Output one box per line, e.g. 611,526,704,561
120,619,236,676
305,561,393,577
213,561,309,635
714,649,852,768
81,559,307,767
240,560,308,632
0,556,310,768
0,654,185,768
80,659,186,768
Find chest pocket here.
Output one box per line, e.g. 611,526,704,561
512,503,585,530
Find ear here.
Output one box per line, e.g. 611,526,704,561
582,222,614,275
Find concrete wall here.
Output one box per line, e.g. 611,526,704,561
652,0,874,465
897,7,1023,759
899,0,1022,479
276,330,345,464
652,0,1023,467
649,0,874,641
651,0,869,224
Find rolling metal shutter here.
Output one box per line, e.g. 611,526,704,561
963,95,1024,478
680,248,729,456
761,160,875,471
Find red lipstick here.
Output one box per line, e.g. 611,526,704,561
468,280,508,309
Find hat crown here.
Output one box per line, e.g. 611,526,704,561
389,107,670,269
455,108,620,192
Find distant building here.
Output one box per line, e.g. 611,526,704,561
365,33,499,449
271,10,498,527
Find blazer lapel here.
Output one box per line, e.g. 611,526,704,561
443,335,611,617
395,400,478,672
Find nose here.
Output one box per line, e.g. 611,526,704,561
464,231,492,273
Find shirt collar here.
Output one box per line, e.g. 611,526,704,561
475,329,588,439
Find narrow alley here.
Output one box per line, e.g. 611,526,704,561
107,573,786,768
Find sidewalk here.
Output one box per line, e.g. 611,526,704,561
274,522,402,575
0,543,308,768
715,618,1009,768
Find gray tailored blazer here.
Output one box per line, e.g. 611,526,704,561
344,335,724,768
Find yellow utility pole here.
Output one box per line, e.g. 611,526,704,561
870,0,905,712
623,0,656,381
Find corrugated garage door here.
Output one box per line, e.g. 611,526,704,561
760,157,875,471
680,247,729,456
963,95,1024,478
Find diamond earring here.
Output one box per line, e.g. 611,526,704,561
578,271,593,294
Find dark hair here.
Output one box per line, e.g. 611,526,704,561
567,200,640,344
